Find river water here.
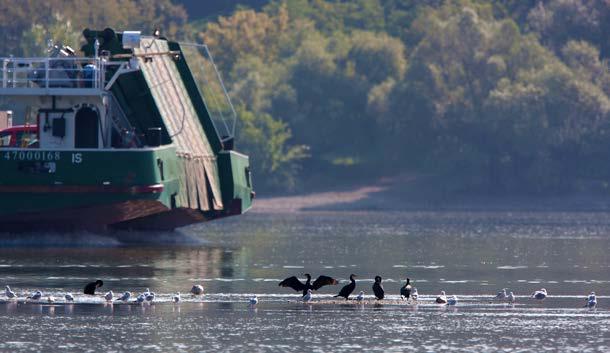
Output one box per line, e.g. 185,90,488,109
0,211,609,352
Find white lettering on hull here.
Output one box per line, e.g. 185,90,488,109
71,153,82,164
3,151,61,161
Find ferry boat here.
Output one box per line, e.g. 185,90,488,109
0,28,254,231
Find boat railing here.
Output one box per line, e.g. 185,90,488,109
106,92,143,148
0,57,108,92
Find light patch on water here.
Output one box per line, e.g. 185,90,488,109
282,265,304,269
564,280,590,284
45,277,91,280
497,266,529,270
440,280,471,284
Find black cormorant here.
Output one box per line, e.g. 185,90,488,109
334,274,357,300
191,284,204,295
400,278,412,300
83,280,103,295
279,273,338,296
373,275,384,300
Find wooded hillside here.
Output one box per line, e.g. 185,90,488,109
2,0,610,194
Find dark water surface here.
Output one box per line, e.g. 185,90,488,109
0,211,609,352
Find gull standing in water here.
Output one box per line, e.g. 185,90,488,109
135,294,145,304
249,295,258,305
47,296,55,303
65,293,74,302
146,291,155,303
494,288,507,301
585,292,597,308
27,291,42,301
173,292,181,303
190,285,204,296
303,289,313,302
411,288,419,301
116,292,131,302
436,291,448,304
356,291,365,302
531,288,547,300
400,278,412,300
334,274,357,300
372,276,385,300
507,292,515,304
447,295,458,306
104,291,113,302
5,286,16,299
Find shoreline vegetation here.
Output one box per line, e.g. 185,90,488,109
2,1,610,197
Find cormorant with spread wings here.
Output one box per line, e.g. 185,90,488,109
279,273,338,296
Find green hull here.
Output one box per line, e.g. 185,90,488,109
0,146,253,231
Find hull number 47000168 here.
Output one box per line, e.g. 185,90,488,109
3,151,82,164
3,151,61,162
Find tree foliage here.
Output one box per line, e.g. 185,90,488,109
0,0,187,56
3,0,610,193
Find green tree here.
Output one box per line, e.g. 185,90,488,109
236,106,308,191
0,0,187,56
20,13,81,56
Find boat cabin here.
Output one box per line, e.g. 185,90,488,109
0,36,145,151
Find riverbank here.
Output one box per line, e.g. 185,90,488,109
252,174,610,213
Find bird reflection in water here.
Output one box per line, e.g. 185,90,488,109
64,304,74,315
104,302,114,314
44,305,55,316
5,301,17,314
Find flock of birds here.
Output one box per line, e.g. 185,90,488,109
276,273,599,308
2,274,599,309
3,281,205,304
276,274,419,303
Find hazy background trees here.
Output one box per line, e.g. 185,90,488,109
2,0,610,194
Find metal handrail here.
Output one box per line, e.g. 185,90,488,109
0,57,106,90
106,92,142,147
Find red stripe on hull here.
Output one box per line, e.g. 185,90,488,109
0,184,164,194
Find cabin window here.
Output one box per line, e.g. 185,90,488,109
0,132,11,147
15,130,38,148
74,106,99,148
